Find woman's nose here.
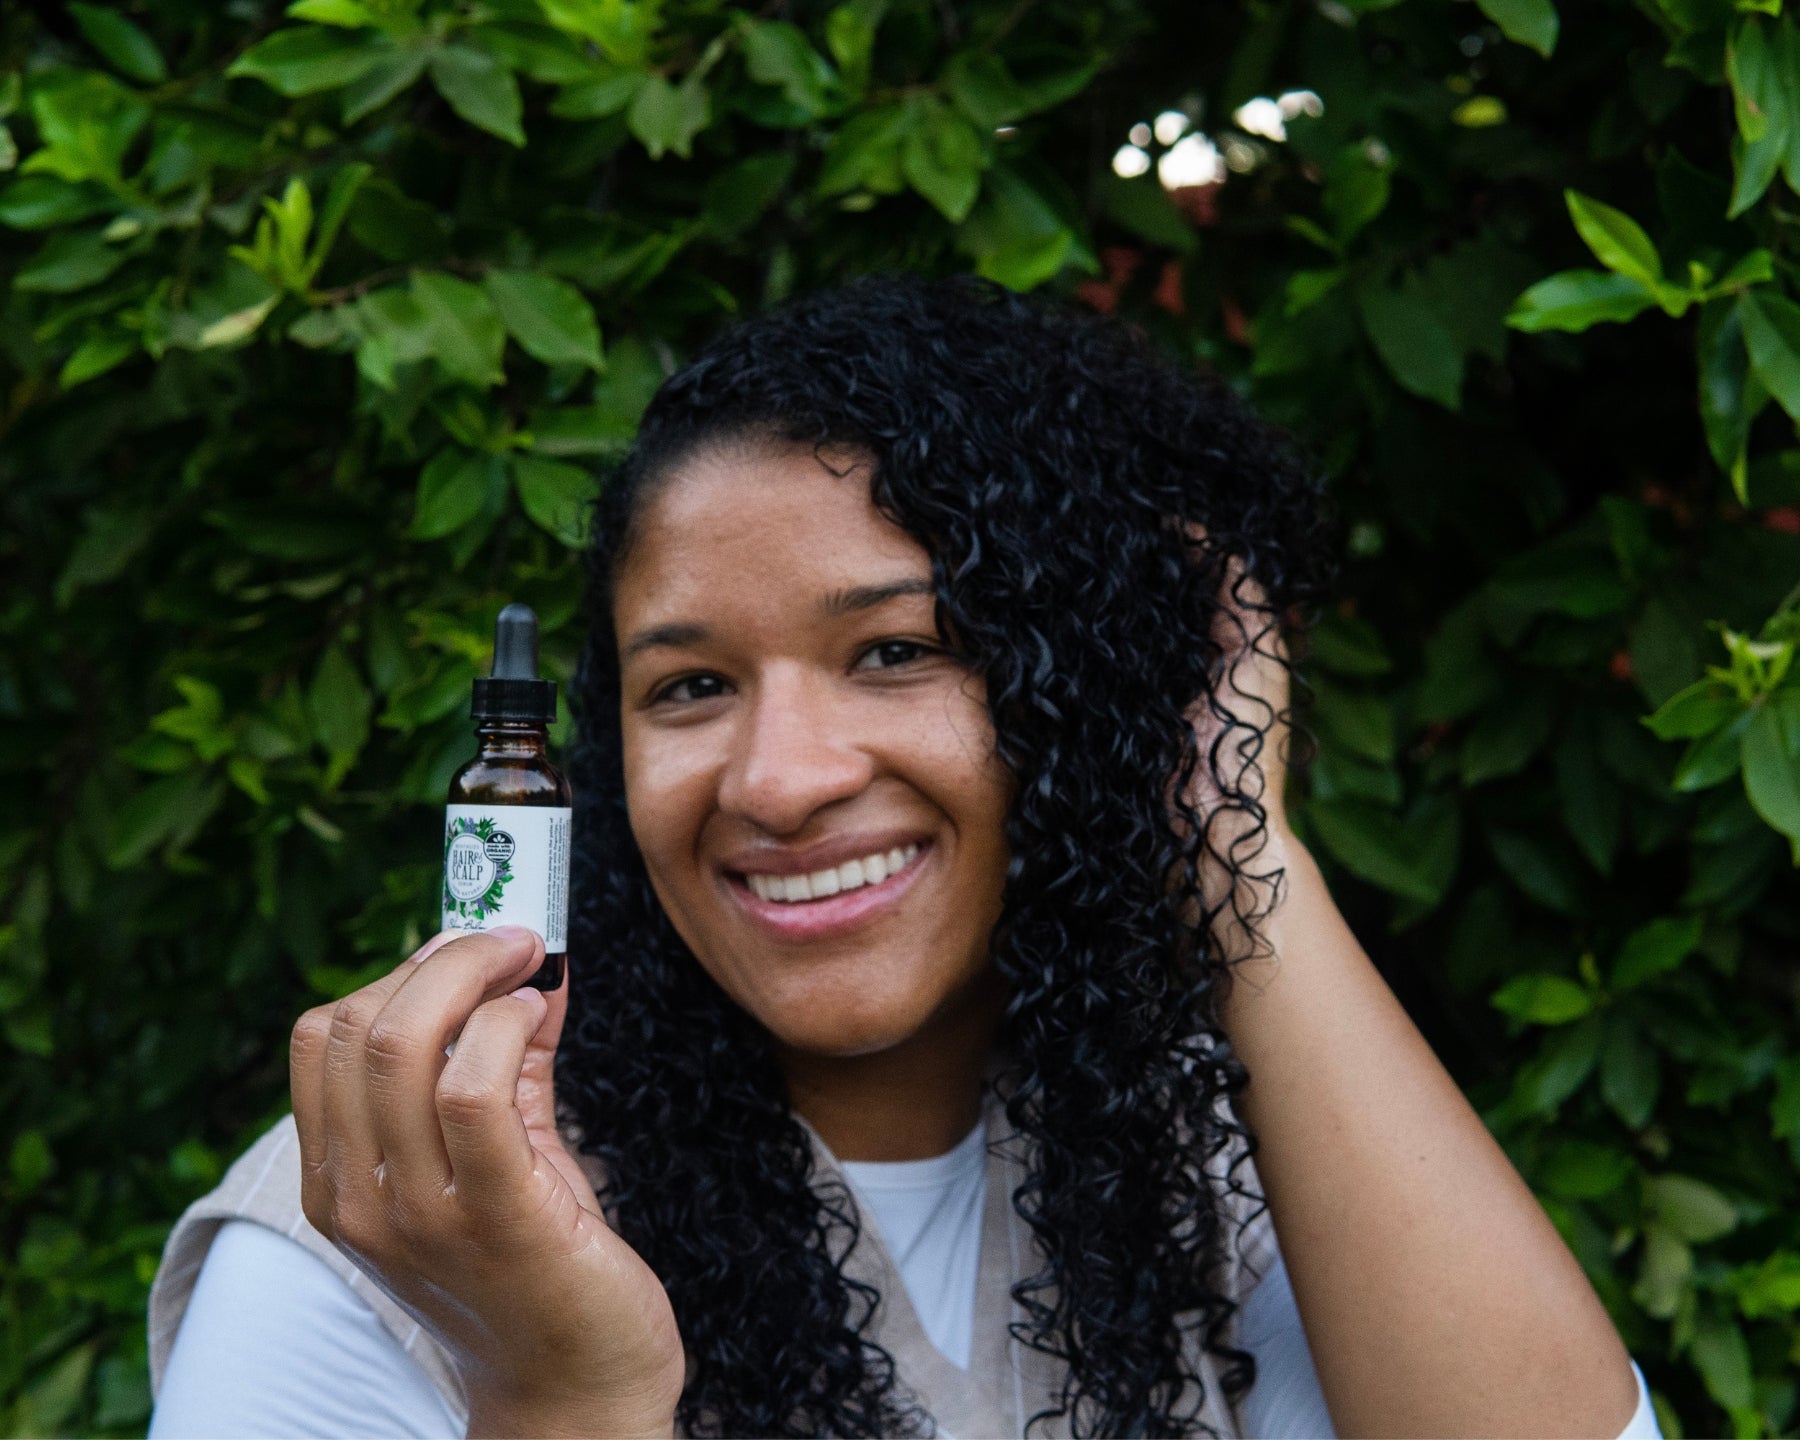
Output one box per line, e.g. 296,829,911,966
716,667,875,834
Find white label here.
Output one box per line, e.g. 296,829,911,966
442,804,571,951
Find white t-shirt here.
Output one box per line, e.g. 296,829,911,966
151,1121,1663,1439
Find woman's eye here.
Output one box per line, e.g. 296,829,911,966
653,674,729,705
857,640,933,671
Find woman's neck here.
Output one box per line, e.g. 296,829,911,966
778,969,1004,1162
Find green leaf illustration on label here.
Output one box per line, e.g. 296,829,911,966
442,814,515,923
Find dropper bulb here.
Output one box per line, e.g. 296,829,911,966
491,603,539,679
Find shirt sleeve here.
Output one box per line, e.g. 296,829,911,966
1236,1244,1664,1440
149,1219,464,1440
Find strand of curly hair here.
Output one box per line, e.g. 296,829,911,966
556,274,1340,1437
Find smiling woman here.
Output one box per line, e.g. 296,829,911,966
147,275,1660,1440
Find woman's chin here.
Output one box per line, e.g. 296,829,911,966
760,992,932,1061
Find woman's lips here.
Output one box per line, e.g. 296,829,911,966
725,844,931,942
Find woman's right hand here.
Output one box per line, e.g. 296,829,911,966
289,926,686,1437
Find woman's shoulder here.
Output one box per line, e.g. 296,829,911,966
150,1218,464,1438
146,1113,470,1424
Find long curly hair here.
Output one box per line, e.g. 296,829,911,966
558,273,1339,1437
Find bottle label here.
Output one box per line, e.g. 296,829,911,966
442,804,572,951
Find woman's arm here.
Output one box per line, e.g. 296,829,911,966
1191,558,1641,1439
1223,831,1641,1439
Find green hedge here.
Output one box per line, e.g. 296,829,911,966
2,0,1798,1434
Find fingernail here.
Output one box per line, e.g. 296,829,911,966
488,925,538,945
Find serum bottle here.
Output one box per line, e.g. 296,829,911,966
442,603,572,991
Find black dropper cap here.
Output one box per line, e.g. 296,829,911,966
471,603,557,722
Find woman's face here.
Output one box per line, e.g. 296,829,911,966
613,442,1012,1062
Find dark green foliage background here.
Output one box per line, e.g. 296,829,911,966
2,0,1798,1433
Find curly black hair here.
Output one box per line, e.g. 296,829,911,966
557,273,1340,1437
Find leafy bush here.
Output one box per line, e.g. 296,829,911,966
2,0,1797,1434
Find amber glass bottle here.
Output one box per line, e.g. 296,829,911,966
442,604,571,991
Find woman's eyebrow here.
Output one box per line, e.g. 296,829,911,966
819,578,935,617
622,622,709,659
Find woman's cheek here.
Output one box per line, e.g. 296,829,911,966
623,730,715,867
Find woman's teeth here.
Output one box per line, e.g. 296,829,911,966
745,845,921,904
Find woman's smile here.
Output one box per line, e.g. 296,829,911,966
726,838,930,941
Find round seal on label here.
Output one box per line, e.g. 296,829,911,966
445,831,497,902
483,831,516,864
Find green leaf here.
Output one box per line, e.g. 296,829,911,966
342,46,429,124
410,270,507,388
512,455,595,546
288,0,378,25
1506,269,1657,333
15,230,127,293
1725,16,1786,143
1310,676,1395,764
308,644,373,762
106,771,222,868
701,153,797,239
1673,708,1751,790
226,25,384,96
55,507,154,606
945,52,1030,128
902,101,984,223
1564,190,1661,286
9,1129,53,1190
1321,145,1390,244
1724,18,1794,215
484,271,602,370
959,166,1082,292
347,284,434,389
1098,173,1198,255
1307,794,1458,904
1689,1312,1754,1411
1738,289,1800,423
1696,299,1766,490
549,69,644,119
1612,913,1704,990
1305,612,1392,677
1769,1055,1800,1141
1460,687,1556,785
1553,718,1621,874
1742,692,1800,844
1487,826,1583,915
1730,1249,1800,1319
1632,1222,1691,1319
1601,1020,1660,1129
60,331,139,387
429,45,524,146
69,4,169,85
18,1344,97,1438
743,20,836,119
409,449,506,540
1643,678,1741,739
0,174,115,229
22,71,148,185
826,0,886,96
1356,283,1464,409
1646,1173,1738,1242
817,103,911,196
198,294,279,348
1476,0,1559,55
1510,1014,1604,1115
1539,1140,1631,1199
628,75,710,160
1492,973,1594,1025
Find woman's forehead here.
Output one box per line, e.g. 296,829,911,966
627,446,921,567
